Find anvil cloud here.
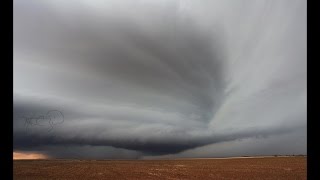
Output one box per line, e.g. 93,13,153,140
14,0,306,159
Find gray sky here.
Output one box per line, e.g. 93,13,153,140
14,0,306,159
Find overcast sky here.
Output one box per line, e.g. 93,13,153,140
14,0,306,159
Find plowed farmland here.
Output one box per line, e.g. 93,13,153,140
14,156,306,180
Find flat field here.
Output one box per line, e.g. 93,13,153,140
14,156,306,180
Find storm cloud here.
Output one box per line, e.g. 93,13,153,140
14,0,306,158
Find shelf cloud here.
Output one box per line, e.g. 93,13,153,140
14,0,306,159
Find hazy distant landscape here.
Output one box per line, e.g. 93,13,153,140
14,156,306,180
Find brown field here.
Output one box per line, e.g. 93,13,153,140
14,156,306,180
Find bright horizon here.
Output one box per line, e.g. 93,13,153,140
13,152,48,160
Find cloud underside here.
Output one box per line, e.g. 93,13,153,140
14,0,306,158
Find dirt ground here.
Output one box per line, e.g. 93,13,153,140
14,156,306,180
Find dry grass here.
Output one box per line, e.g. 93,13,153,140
14,156,306,180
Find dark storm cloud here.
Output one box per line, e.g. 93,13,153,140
13,94,304,156
14,0,306,158
14,0,225,120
